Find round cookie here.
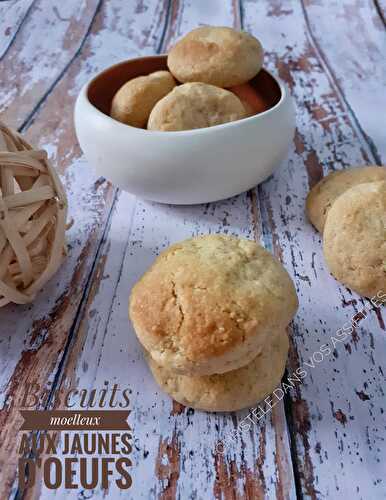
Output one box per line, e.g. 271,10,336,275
306,166,386,232
167,26,263,88
146,331,289,412
323,181,386,298
110,71,176,128
147,82,246,131
129,234,298,376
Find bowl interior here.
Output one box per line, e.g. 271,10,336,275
87,55,282,118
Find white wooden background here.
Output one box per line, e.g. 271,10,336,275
0,0,385,498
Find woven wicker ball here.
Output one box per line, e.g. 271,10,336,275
0,121,68,306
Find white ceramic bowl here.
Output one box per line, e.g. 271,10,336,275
74,55,295,204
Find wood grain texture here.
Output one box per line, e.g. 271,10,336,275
302,0,386,162
0,0,35,59
1,0,385,498
37,191,296,500
0,0,101,130
374,0,386,25
242,0,386,498
0,0,169,496
29,1,298,498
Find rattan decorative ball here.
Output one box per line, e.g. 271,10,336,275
0,121,68,306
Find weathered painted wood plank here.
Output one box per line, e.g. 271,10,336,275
0,1,169,497
302,0,386,162
0,0,35,59
242,0,386,498
0,0,101,130
36,193,296,499
2,0,384,498
30,1,298,498
34,193,279,500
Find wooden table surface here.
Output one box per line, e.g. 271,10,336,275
0,0,385,498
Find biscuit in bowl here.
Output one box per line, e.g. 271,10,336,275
147,82,246,131
306,166,386,232
110,70,176,128
146,331,289,412
167,26,263,88
129,234,298,376
323,181,386,298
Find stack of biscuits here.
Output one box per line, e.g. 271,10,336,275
129,234,298,412
306,166,386,299
110,26,266,132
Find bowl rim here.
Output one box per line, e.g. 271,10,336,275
80,54,290,136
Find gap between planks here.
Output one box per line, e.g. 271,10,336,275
373,0,386,27
299,0,383,166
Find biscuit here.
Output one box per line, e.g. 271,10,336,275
323,181,386,298
167,26,263,88
147,82,246,131
306,166,386,232
129,235,298,376
110,71,176,128
146,331,289,412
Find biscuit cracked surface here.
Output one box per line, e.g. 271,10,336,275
167,26,263,88
146,331,289,412
129,234,298,376
323,181,386,298
306,166,386,232
147,82,246,132
110,70,176,128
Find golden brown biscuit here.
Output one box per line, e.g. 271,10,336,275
110,71,176,128
147,82,246,131
167,26,263,88
323,181,386,298
129,235,298,376
146,331,289,412
306,166,386,232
